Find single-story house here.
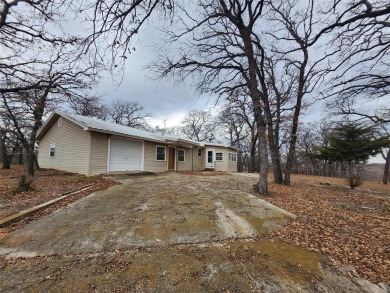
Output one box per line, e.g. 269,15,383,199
35,111,238,176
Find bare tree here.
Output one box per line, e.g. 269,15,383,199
181,110,216,142
266,0,333,184
85,0,174,70
223,92,258,172
218,104,247,172
150,1,274,194
1,45,98,175
107,99,150,129
0,126,10,169
68,95,108,120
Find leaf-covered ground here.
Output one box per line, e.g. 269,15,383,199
0,165,118,236
1,167,389,287
255,174,390,284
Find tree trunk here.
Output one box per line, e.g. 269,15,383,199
1,128,10,169
254,119,269,195
264,106,283,184
27,150,35,176
34,153,40,170
268,134,283,183
237,152,243,172
382,150,390,185
249,140,256,173
18,147,23,164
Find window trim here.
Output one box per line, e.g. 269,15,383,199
229,152,237,162
155,145,166,161
197,148,202,157
49,143,56,158
215,152,223,161
177,148,185,162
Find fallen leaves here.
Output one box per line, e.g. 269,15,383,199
0,165,118,235
256,174,390,284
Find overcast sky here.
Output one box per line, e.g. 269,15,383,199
95,23,215,128
79,6,385,163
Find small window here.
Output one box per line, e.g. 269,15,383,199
197,148,202,157
178,149,185,162
156,146,166,161
49,143,56,157
229,153,237,162
216,152,223,161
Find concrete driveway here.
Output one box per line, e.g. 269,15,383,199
1,173,383,292
0,173,293,257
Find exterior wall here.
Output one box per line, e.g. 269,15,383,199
38,115,237,175
193,147,203,171
207,146,237,172
213,147,228,172
143,141,168,172
227,152,238,172
38,117,90,175
90,131,108,175
176,147,194,171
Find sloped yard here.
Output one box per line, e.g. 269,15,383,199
0,169,389,292
0,165,117,236
249,174,390,284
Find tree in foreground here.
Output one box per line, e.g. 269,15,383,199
314,122,389,188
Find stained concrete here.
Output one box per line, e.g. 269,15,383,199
0,173,386,292
0,173,292,257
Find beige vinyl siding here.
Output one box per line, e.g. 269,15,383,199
176,147,194,171
193,148,203,171
143,141,167,172
89,131,108,175
214,147,229,172
38,117,90,175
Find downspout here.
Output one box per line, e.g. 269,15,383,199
192,146,194,171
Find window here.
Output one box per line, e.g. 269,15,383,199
178,149,185,162
197,148,202,157
229,153,237,162
216,152,223,161
156,146,166,161
49,143,56,157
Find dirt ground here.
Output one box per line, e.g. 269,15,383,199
0,171,389,292
0,166,117,236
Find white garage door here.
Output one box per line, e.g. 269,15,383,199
109,138,142,172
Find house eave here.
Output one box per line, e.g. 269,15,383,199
87,127,164,144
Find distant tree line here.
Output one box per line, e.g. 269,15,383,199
1,0,389,192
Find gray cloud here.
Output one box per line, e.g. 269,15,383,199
96,24,215,123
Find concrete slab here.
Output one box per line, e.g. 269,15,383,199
0,173,292,257
0,173,385,292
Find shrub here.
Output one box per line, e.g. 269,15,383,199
346,174,363,189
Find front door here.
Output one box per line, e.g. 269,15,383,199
206,149,214,169
168,147,175,170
